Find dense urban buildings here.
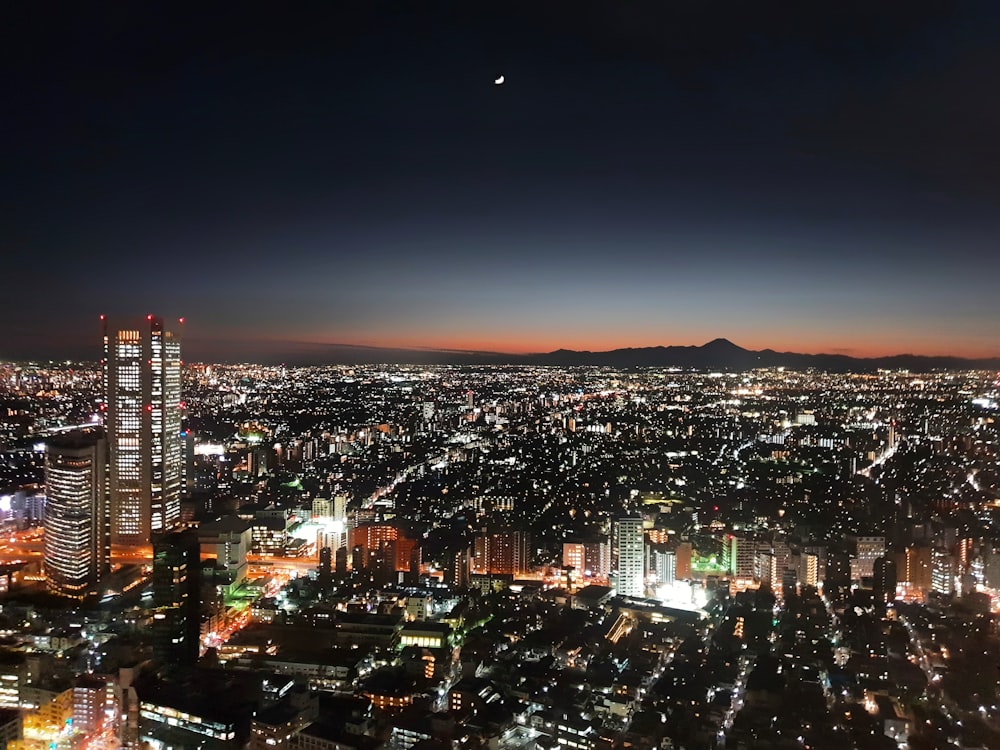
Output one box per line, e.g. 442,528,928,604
2,359,1000,749
6,3,999,748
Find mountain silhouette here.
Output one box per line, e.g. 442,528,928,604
255,339,1000,372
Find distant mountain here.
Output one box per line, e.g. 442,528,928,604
241,338,1000,372
532,338,1000,372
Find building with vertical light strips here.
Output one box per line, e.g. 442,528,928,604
103,315,183,545
615,516,645,598
43,429,109,598
472,528,532,576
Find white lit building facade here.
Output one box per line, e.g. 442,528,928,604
615,516,645,598
44,430,108,598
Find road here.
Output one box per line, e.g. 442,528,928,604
0,533,321,574
247,554,319,574
859,441,897,477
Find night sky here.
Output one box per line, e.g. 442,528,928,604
4,2,1000,362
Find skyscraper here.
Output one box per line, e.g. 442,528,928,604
103,315,183,545
43,429,109,598
152,529,201,667
615,516,645,598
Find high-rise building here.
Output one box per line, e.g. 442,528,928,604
799,552,819,588
896,545,933,596
333,494,348,522
563,543,586,576
873,556,897,604
445,547,471,588
312,498,332,521
43,430,109,598
650,547,676,587
473,529,531,577
931,549,954,596
725,535,757,579
103,315,183,545
152,529,201,667
562,538,611,579
72,675,117,738
348,523,399,564
674,541,693,580
756,551,779,587
615,516,644,598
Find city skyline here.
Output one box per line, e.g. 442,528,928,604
5,2,1000,362
4,0,1000,731
4,355,1000,746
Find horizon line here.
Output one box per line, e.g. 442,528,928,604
181,336,1000,361
5,337,1000,366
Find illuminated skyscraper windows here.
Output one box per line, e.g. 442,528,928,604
103,316,183,545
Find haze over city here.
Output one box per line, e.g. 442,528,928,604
5,2,1000,362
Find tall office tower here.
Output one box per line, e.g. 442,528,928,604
103,315,183,545
615,516,645,598
44,430,109,598
152,529,201,668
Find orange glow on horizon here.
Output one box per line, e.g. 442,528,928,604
264,333,999,360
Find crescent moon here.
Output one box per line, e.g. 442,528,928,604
494,75,505,85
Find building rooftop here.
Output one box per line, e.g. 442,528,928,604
46,428,105,450
400,621,451,634
198,515,253,535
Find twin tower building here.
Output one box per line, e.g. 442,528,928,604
44,316,184,597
